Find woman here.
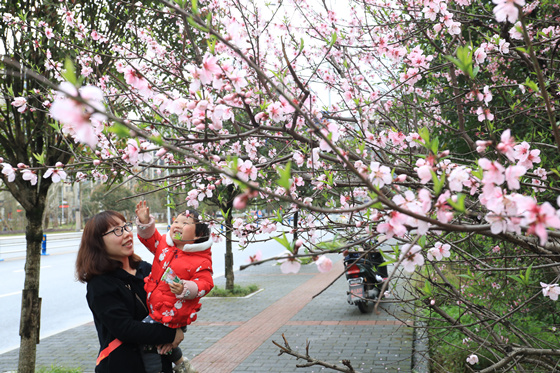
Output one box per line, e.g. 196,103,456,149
76,210,183,373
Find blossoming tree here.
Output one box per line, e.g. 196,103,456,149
3,0,560,371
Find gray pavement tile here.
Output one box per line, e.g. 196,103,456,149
0,260,416,373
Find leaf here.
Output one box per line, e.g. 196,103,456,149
191,0,199,14
106,122,131,138
444,45,475,78
276,161,293,190
431,170,445,195
423,280,433,297
524,78,539,92
206,11,212,29
149,135,163,146
187,16,208,32
472,65,479,78
273,233,293,252
61,57,78,85
329,32,337,47
418,127,430,143
33,152,46,165
430,136,440,154
447,194,466,213
207,37,216,54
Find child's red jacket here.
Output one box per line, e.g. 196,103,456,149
136,217,213,328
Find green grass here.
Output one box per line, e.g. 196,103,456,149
36,366,83,373
208,284,260,297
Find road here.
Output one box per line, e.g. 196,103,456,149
0,226,316,354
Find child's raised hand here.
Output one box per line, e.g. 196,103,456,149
136,200,150,224
169,281,184,295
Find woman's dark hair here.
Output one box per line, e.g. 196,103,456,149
75,211,141,283
182,210,210,244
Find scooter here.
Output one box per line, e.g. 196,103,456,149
343,244,388,313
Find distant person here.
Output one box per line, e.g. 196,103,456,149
76,210,183,373
136,200,214,373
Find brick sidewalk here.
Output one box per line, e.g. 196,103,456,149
0,259,415,373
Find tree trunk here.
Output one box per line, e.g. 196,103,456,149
18,208,45,373
224,200,235,291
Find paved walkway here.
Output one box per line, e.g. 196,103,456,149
0,259,417,372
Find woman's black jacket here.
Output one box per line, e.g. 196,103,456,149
86,260,176,373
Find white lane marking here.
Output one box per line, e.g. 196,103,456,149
0,291,21,298
13,265,51,273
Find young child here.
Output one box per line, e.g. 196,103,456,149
135,200,214,373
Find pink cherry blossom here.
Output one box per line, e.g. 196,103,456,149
21,169,38,185
247,250,263,263
123,66,150,93
186,189,200,209
199,53,221,85
514,142,541,169
478,158,505,185
233,194,248,209
427,242,451,261
238,160,258,182
476,107,494,122
50,82,106,148
435,192,454,224
399,244,424,273
497,129,516,161
416,164,433,184
369,161,392,188
11,97,27,113
377,211,407,239
448,166,469,192
466,354,479,365
474,48,487,64
493,0,525,23
1,163,16,182
43,167,67,183
505,165,526,190
45,27,54,39
540,282,560,301
517,199,560,245
123,139,140,166
279,254,301,274
482,86,493,105
476,140,492,153
316,256,333,273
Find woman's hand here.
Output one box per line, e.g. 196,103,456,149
172,328,184,348
135,200,150,224
157,328,184,354
169,281,184,295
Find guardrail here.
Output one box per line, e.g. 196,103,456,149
0,225,170,261
0,232,83,260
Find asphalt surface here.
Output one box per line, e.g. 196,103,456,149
0,258,424,372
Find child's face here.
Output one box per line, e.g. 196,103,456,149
171,214,197,244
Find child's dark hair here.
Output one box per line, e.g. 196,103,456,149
181,210,210,243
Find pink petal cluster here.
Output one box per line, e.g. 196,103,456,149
493,0,525,23
50,82,106,148
399,244,424,273
540,282,560,301
11,97,27,113
279,254,301,274
43,163,67,183
315,255,333,273
369,161,392,188
466,354,479,365
1,163,16,182
427,242,451,261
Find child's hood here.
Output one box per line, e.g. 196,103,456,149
165,234,212,253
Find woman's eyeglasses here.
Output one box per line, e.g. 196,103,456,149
102,222,133,237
